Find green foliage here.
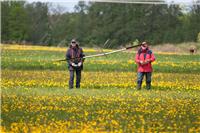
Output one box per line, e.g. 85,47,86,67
132,39,139,46
197,32,200,43
1,1,28,42
1,1,200,46
25,2,49,44
1,1,10,41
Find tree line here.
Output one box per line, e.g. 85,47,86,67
1,1,200,47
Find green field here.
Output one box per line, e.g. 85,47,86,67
2,47,200,73
1,45,200,132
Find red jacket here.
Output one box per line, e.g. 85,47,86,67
135,48,155,72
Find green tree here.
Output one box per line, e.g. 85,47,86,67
189,3,200,42
25,2,49,44
1,1,11,42
3,1,28,43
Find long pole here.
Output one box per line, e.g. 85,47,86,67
55,44,140,62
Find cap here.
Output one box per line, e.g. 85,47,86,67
141,41,149,47
71,39,77,44
141,41,147,45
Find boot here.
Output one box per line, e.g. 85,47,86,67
137,84,141,90
146,83,151,90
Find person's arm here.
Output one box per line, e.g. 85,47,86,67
80,48,85,63
150,53,155,62
135,53,140,64
146,52,155,63
66,49,72,65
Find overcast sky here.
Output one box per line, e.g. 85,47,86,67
26,0,198,12
26,0,197,3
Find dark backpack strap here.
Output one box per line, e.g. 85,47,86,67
77,48,81,58
147,50,152,55
138,48,142,56
138,49,152,60
146,50,152,59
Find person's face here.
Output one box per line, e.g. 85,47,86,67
141,44,148,50
71,42,76,47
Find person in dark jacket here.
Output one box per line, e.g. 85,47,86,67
135,42,156,90
66,39,85,89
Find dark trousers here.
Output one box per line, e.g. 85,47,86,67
137,72,152,89
69,69,82,89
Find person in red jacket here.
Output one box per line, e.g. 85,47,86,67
135,42,156,90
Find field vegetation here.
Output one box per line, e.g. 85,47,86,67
1,44,200,132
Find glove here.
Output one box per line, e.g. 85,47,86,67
140,60,147,65
145,59,151,63
71,63,77,67
140,60,145,65
78,62,82,67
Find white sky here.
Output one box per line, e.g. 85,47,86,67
26,0,197,3
26,0,198,12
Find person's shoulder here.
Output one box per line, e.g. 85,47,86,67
147,49,153,54
67,47,72,52
79,47,83,51
137,48,142,53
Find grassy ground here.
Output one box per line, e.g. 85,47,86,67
1,44,200,132
2,45,200,73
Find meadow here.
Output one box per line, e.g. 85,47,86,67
1,44,200,132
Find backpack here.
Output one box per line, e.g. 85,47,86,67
138,48,152,59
